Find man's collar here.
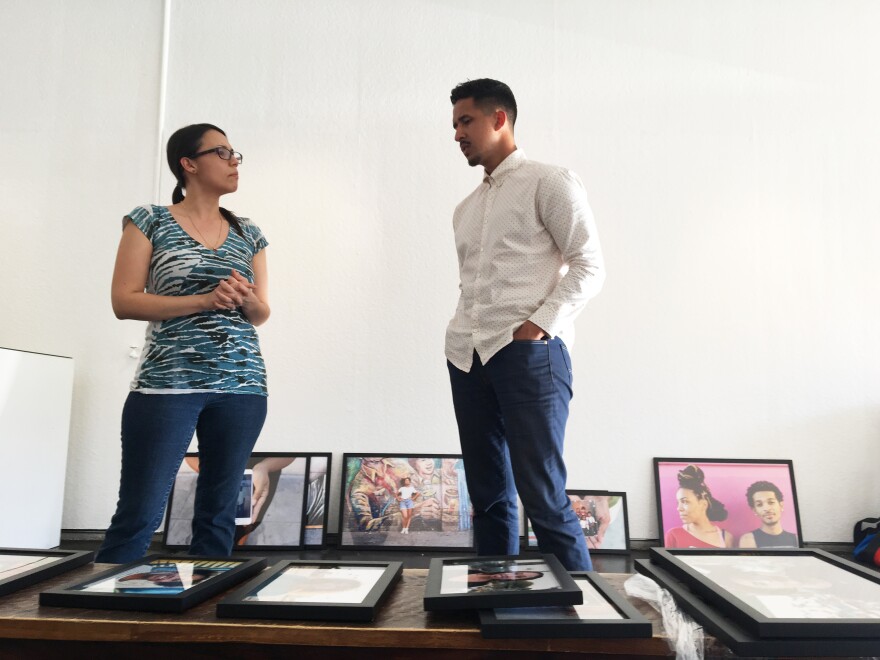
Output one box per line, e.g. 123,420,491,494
483,149,526,185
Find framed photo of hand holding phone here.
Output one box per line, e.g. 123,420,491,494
164,452,332,550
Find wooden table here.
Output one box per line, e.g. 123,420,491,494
0,566,737,659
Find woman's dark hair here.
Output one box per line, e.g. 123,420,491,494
450,78,517,127
166,123,243,236
677,465,728,522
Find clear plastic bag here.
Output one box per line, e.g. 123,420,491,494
624,573,704,660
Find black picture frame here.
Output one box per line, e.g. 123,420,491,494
423,554,582,612
164,452,332,550
40,555,266,613
478,571,651,639
653,457,802,550
0,548,94,596
217,559,403,622
648,547,880,639
525,490,630,554
338,453,474,551
634,558,880,657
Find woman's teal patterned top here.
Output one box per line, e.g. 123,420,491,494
126,204,268,395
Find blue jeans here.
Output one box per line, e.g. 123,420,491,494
447,339,592,571
96,392,267,563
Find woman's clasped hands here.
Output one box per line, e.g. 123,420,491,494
206,269,257,311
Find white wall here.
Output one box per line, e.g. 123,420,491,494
2,0,878,544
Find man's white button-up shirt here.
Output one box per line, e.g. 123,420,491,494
445,150,605,372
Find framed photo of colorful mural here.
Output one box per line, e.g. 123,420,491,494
653,458,802,550
163,452,332,550
525,490,630,554
338,454,474,551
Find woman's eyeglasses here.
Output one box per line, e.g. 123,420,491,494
190,146,243,164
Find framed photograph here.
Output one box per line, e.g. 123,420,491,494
423,554,582,612
338,454,474,551
525,490,630,553
0,548,94,596
479,571,651,638
40,555,266,613
648,547,880,638
634,558,880,657
164,452,332,549
217,560,403,622
654,458,802,550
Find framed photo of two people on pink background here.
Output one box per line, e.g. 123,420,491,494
654,458,802,550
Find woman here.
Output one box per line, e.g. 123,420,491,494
664,465,734,548
96,123,270,563
407,457,441,531
396,477,420,534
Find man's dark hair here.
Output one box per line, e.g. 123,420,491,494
450,78,517,127
745,481,784,507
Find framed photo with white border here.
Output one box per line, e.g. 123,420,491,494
216,559,403,622
0,548,94,596
479,571,651,638
635,557,880,657
39,555,266,613
647,547,880,638
423,554,582,612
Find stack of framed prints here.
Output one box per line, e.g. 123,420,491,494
164,452,332,550
635,548,880,656
479,571,651,639
40,555,266,613
525,490,630,553
654,458,802,550
0,548,93,596
339,454,473,551
423,555,581,611
217,560,403,622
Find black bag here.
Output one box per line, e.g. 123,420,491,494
853,517,880,566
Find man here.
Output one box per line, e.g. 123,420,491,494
738,480,799,548
348,457,402,532
445,79,605,570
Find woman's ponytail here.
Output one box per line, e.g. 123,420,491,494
172,183,185,204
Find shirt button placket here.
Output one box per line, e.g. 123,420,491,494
472,181,496,350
